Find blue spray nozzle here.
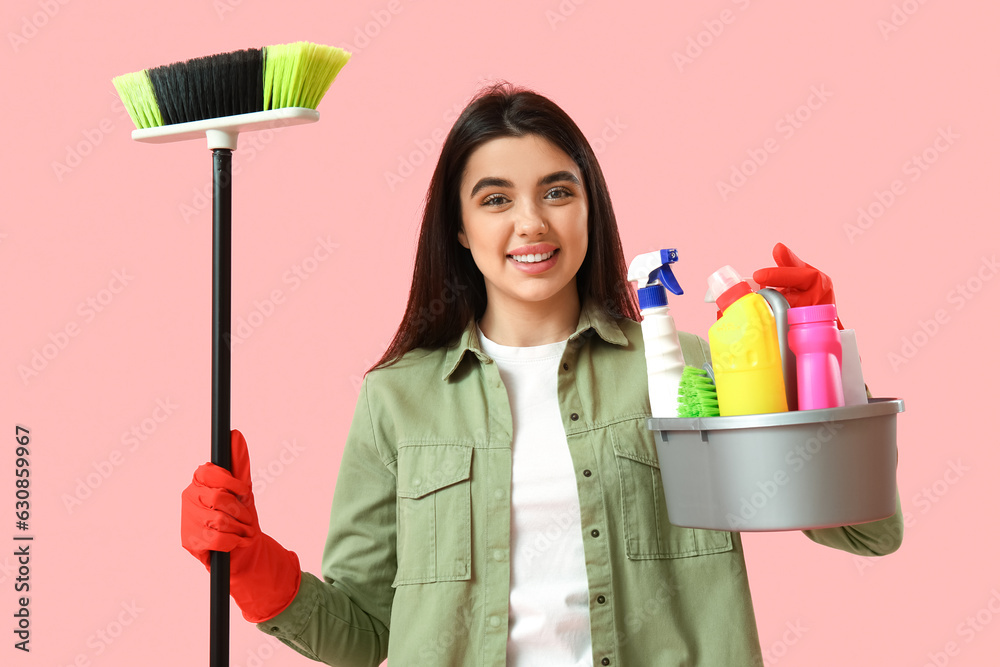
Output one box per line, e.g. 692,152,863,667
628,248,684,293
651,250,684,297
627,249,684,309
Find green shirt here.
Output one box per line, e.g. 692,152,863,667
258,300,903,666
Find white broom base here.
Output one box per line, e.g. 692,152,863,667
131,107,319,150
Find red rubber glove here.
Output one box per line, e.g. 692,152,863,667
752,243,842,326
181,429,301,623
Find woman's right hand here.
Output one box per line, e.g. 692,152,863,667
180,429,302,623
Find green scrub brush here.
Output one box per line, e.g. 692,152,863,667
678,366,721,418
112,41,350,667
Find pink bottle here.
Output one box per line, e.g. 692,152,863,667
787,304,845,410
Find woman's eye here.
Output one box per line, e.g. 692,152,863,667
545,186,573,200
482,193,509,207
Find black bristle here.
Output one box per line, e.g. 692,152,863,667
147,48,264,125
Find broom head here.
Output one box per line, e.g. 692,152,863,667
112,42,351,131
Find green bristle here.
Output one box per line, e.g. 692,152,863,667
111,70,164,129
263,42,351,110
677,366,721,418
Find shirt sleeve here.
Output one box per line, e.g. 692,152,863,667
257,378,395,666
678,331,712,369
800,493,904,556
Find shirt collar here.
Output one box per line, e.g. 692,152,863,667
441,299,629,381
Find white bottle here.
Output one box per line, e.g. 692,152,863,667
839,329,868,406
628,249,686,418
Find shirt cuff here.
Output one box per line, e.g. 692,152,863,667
255,571,323,661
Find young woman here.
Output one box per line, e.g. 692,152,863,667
181,83,903,666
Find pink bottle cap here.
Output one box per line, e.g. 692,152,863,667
787,303,838,325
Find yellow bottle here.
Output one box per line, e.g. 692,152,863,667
706,266,788,416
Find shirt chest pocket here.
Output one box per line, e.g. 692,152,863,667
393,444,474,587
611,419,732,559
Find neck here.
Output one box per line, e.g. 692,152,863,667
479,286,581,347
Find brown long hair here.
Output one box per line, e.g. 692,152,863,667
370,82,639,372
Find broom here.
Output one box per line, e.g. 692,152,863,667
112,41,351,667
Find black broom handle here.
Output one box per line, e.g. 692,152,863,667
211,147,232,667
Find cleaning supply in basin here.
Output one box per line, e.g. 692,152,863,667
788,304,845,410
706,266,788,416
628,249,686,418
756,288,799,411
839,329,868,406
677,366,720,417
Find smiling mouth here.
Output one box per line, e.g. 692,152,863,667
509,249,558,263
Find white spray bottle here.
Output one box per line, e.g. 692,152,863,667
628,249,686,418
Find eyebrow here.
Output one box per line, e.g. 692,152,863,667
468,170,581,199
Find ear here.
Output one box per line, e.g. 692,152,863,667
457,227,469,249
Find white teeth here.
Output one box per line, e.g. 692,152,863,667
511,251,555,263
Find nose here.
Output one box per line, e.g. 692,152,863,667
514,200,547,237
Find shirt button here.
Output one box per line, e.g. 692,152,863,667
570,413,580,421
591,529,600,538
601,659,611,666
597,595,606,604
583,469,592,477
494,488,505,500
493,549,505,562
412,477,422,487
489,616,501,628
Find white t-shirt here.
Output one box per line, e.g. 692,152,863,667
477,328,593,667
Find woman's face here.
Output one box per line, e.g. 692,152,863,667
457,134,588,313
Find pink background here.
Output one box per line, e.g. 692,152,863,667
3,0,998,665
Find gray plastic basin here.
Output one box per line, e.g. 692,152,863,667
648,398,903,531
